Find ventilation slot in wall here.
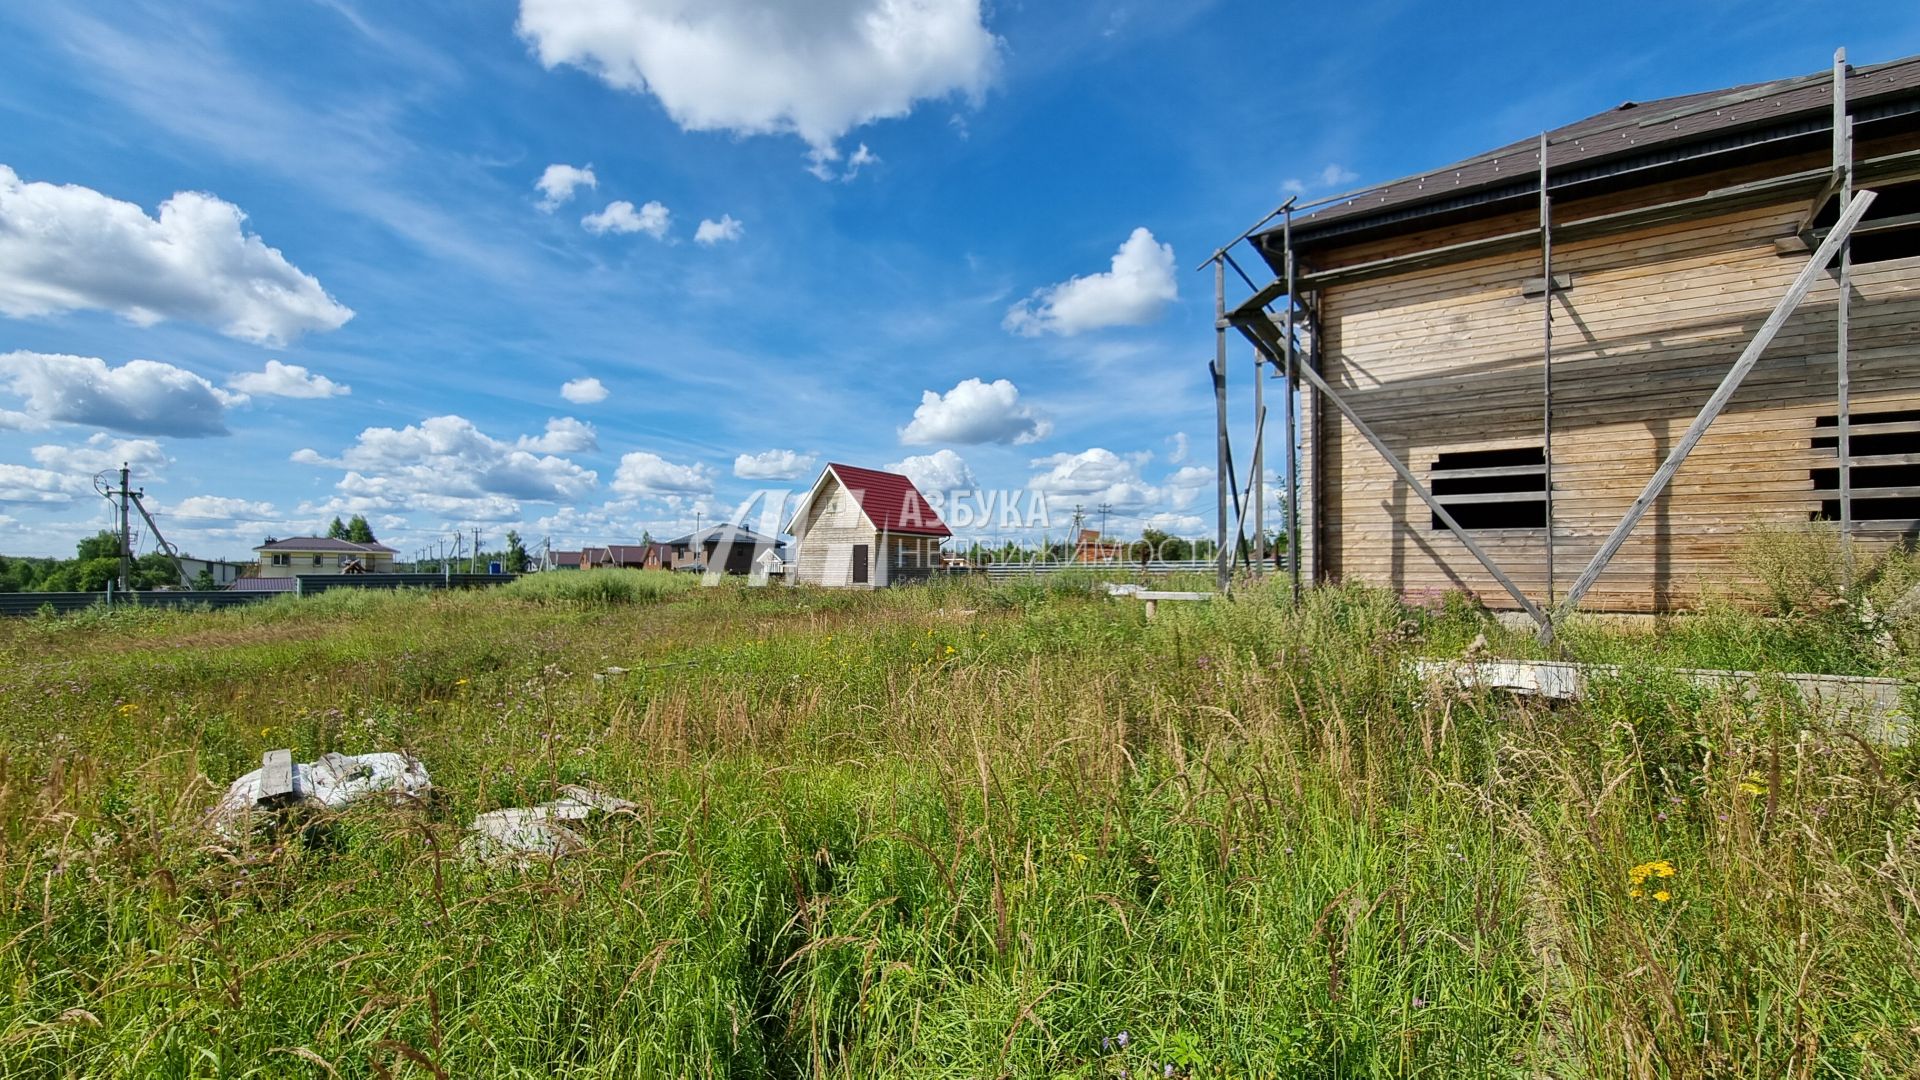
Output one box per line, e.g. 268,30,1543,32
1430,446,1546,530
1810,410,1920,526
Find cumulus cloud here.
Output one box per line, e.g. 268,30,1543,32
1282,163,1360,196
1028,448,1160,511
535,163,597,210
0,463,79,505
583,199,671,238
899,377,1050,446
613,450,715,495
1003,227,1177,337
884,448,975,497
516,0,999,167
167,494,277,520
1,351,244,437
516,416,598,454
0,165,352,345
227,359,350,399
560,376,609,404
733,448,815,480
694,214,744,245
293,415,597,520
31,433,171,479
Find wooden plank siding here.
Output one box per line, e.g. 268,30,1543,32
1299,145,1920,613
791,474,878,588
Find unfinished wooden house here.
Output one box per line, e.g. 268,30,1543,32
786,463,950,587
1222,50,1920,626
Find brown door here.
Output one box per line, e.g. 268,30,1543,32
851,544,868,584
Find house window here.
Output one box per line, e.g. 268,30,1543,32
312,554,324,566
271,553,290,566
1811,179,1920,265
1810,409,1920,525
1429,447,1546,530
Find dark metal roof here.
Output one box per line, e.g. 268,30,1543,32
228,577,298,592
664,525,786,548
254,536,398,554
1268,52,1920,250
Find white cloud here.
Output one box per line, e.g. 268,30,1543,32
899,377,1050,446
1282,163,1360,196
535,163,597,211
167,494,276,520
583,199,671,238
1163,464,1214,510
0,164,352,345
1167,431,1189,465
1003,227,1177,337
733,449,815,480
1142,511,1207,535
694,214,744,246
613,450,715,495
884,448,975,497
31,433,171,479
226,359,350,399
0,464,80,505
560,376,609,404
293,415,598,521
1,351,244,437
517,416,599,454
516,0,999,167
1028,448,1160,512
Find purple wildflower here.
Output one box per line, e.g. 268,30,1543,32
1117,1031,1129,1048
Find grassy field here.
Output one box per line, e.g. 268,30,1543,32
1,569,1917,1077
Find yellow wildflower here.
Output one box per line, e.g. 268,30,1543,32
1737,779,1766,796
116,703,138,716
1653,890,1671,902
455,678,470,686
944,645,956,656
1628,860,1676,886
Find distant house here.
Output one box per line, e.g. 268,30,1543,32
550,544,671,571
786,463,950,587
1072,529,1125,564
664,525,786,575
176,556,247,587
254,537,398,578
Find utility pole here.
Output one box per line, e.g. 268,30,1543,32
1096,502,1112,542
117,464,132,594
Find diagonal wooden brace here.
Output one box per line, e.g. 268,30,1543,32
1552,188,1877,627
1231,316,1553,633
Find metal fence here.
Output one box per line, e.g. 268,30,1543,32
978,558,1259,582
0,572,520,617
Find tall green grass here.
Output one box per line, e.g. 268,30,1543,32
498,567,700,606
0,576,1914,1077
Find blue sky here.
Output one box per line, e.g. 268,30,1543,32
2,0,1916,560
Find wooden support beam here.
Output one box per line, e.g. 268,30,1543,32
1551,188,1877,627
1230,315,1552,632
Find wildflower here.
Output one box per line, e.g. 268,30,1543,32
1164,1066,1174,1078
1737,775,1766,796
116,703,138,716
1411,995,1429,1008
1116,1032,1128,1048
1629,860,1677,902
1653,890,1671,902
944,645,956,656
455,678,470,686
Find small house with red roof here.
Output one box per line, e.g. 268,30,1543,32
786,463,951,587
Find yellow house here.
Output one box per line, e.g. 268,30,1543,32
252,537,398,578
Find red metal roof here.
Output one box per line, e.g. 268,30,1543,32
827,463,951,537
